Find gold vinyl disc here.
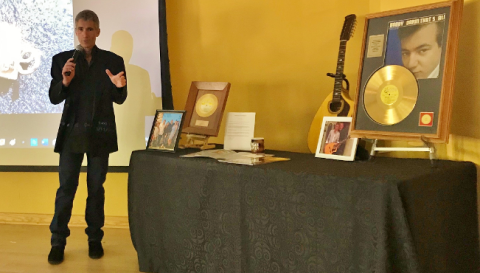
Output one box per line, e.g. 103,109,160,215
363,65,418,125
195,93,218,118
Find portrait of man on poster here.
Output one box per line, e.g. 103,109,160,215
397,20,445,79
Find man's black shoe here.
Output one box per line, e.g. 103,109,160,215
88,241,104,259
48,245,65,265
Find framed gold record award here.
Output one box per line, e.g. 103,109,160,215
350,0,463,143
182,81,231,136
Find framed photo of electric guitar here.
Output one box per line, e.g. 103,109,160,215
315,116,359,161
350,0,463,143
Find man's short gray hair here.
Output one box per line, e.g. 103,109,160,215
75,10,100,29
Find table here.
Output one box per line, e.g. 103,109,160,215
128,148,479,273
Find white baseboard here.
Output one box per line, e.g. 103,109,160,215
0,212,129,229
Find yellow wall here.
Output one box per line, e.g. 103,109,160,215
167,0,480,165
0,172,128,217
1,0,479,217
167,0,370,153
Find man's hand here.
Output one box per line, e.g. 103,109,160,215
106,69,126,88
62,58,76,87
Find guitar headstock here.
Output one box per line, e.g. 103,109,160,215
340,14,357,41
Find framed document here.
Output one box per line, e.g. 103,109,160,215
182,81,231,136
147,110,186,152
350,0,463,143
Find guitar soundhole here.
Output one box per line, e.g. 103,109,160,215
329,101,343,113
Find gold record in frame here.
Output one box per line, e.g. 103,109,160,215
183,82,231,137
195,93,218,118
364,65,418,125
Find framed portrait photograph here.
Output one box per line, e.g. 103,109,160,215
350,0,463,143
146,110,186,152
182,81,231,136
315,117,359,161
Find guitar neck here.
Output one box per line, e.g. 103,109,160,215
332,41,347,103
338,136,349,144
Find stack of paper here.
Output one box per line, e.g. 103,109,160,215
180,149,290,165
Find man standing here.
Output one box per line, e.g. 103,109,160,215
324,122,345,154
325,123,343,145
157,119,166,147
398,21,444,79
47,10,127,264
162,120,172,148
168,120,179,148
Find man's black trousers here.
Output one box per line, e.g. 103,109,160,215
50,151,109,246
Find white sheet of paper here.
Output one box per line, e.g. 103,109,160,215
224,112,256,151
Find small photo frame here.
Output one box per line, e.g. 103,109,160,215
182,81,231,136
147,110,186,152
315,116,359,161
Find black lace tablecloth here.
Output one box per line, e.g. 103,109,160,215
128,148,479,273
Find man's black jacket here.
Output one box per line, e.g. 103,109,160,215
49,46,127,156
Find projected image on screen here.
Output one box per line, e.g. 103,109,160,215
0,0,73,114
0,0,163,166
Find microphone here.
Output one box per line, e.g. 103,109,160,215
65,45,84,76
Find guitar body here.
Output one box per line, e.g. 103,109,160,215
307,90,354,153
323,142,339,154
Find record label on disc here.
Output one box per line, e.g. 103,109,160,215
195,93,218,118
380,85,399,105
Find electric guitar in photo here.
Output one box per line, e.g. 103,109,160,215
323,137,350,155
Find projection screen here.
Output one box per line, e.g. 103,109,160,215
0,0,162,166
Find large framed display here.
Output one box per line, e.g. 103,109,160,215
350,0,463,143
182,81,231,136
